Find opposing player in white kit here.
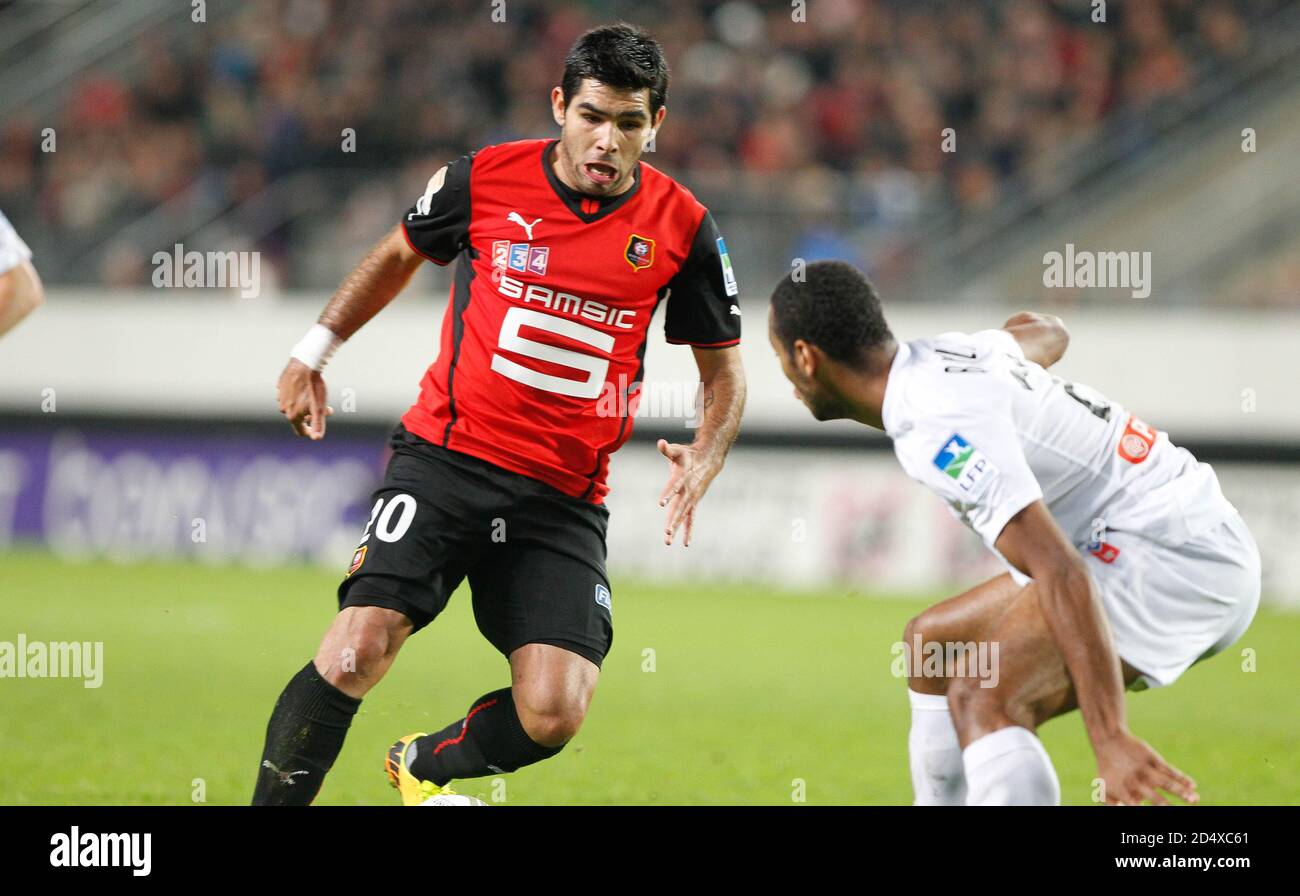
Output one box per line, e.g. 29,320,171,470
769,261,1261,806
0,209,43,337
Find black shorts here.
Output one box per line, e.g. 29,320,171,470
337,424,613,666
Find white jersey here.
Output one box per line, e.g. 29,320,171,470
0,210,32,276
882,329,1236,576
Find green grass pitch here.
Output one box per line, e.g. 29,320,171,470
2,549,1296,805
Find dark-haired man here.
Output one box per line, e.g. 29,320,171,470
254,23,746,805
769,260,1258,806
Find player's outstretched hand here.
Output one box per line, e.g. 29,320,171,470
1095,730,1199,806
277,358,333,441
657,438,721,547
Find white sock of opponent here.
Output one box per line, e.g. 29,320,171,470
907,689,967,805
962,726,1061,805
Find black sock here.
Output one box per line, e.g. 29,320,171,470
251,661,361,805
407,687,562,786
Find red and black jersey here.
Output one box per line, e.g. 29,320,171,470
399,138,741,504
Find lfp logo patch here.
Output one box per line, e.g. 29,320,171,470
595,584,612,612
716,237,738,296
933,434,997,496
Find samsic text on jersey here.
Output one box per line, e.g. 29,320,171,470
399,139,741,503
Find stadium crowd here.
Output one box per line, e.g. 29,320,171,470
0,0,1288,298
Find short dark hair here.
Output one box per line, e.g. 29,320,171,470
770,260,893,365
562,23,669,116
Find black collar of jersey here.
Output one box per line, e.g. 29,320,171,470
542,139,641,224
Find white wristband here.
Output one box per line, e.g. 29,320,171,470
290,323,342,371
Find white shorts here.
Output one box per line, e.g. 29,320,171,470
1084,511,1261,689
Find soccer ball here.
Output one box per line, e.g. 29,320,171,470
421,793,489,806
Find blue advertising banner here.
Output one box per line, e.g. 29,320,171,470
0,417,389,568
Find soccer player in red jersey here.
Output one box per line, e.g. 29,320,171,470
253,24,746,805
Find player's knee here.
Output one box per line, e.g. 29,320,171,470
904,604,950,653
520,710,581,748
903,613,922,648
514,692,588,747
903,610,947,695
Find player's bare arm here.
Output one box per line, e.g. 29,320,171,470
0,259,44,337
995,502,1199,806
277,224,424,440
658,345,746,546
1002,311,1068,368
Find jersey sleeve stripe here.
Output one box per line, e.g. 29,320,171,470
665,336,741,348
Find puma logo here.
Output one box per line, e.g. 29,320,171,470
507,211,541,240
262,760,310,785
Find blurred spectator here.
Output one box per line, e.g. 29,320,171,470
0,0,1283,295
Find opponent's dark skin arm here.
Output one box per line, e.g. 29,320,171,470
995,502,1198,805
1003,311,1068,369
658,345,746,546
277,225,423,439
